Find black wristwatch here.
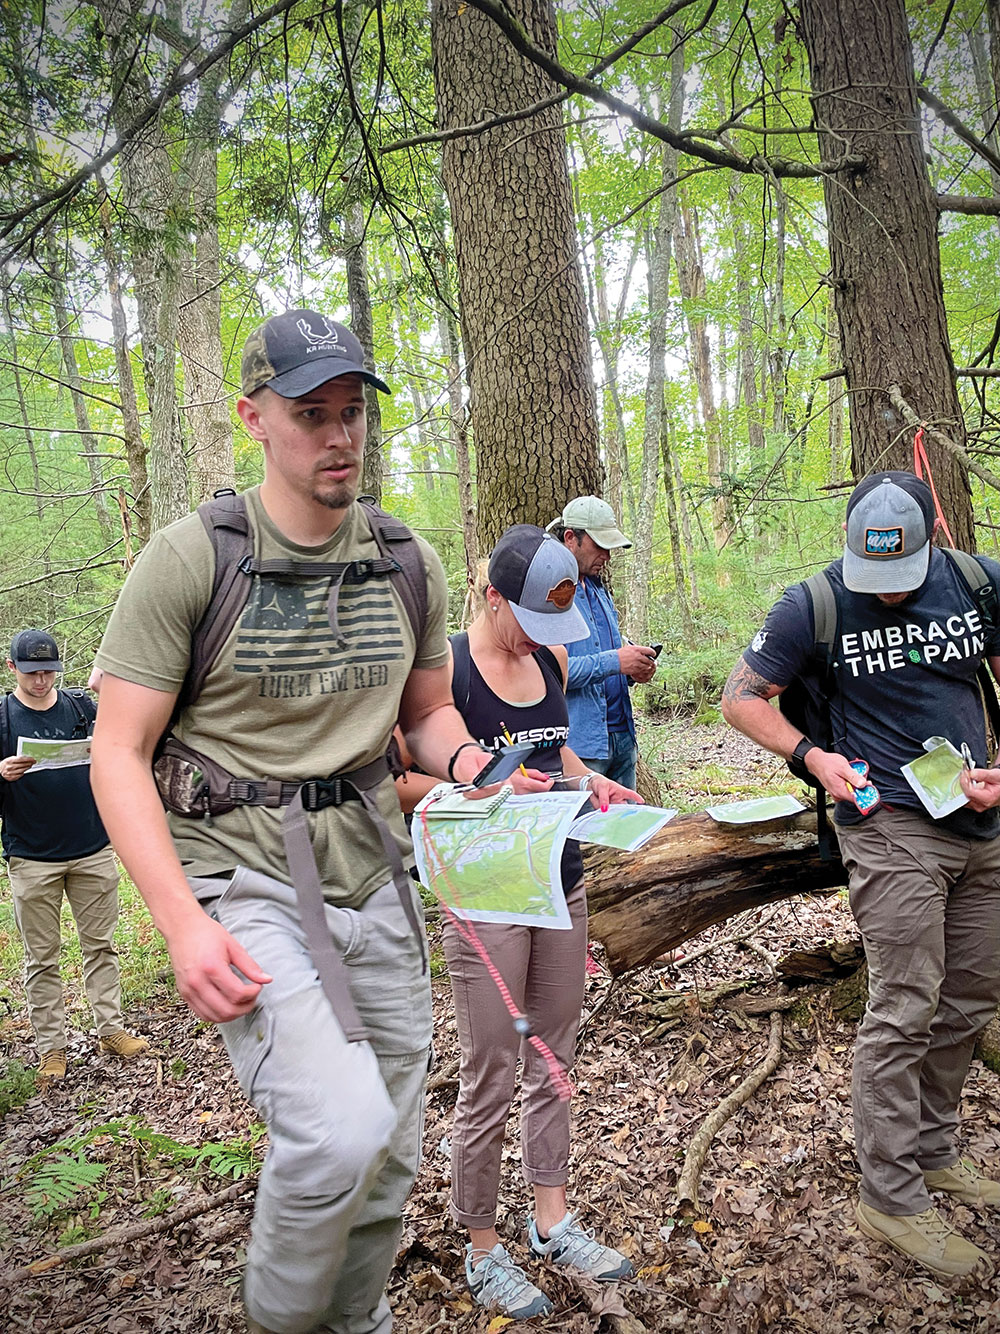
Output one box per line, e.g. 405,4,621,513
792,737,817,766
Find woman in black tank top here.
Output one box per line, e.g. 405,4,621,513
423,526,640,1318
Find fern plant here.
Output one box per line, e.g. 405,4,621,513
25,1154,108,1221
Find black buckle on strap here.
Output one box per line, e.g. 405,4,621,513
353,559,373,578
301,777,345,811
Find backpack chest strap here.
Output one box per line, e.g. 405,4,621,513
247,555,401,645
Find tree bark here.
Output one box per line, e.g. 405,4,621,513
431,0,602,548
583,809,846,974
798,0,974,546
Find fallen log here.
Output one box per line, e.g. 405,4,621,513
582,808,847,974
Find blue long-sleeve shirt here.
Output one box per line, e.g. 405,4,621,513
565,577,635,759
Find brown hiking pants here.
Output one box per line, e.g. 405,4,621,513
443,878,588,1230
837,808,1000,1215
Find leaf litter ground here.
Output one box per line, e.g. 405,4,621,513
4,723,1000,1331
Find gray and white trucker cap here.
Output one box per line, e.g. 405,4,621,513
488,525,589,645
843,471,937,594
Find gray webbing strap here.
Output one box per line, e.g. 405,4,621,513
283,786,368,1043
279,755,426,1044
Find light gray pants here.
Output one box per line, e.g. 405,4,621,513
837,809,1000,1216
192,868,432,1334
442,879,587,1230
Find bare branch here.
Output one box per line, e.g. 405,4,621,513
888,383,1000,494
381,0,705,155
0,0,301,263
462,0,864,178
918,83,1000,178
936,193,1000,215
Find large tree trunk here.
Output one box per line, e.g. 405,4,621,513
431,0,602,548
584,809,846,974
799,0,973,547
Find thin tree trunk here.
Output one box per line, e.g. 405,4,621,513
674,202,731,547
660,413,693,638
175,3,241,506
629,46,683,642
99,186,150,544
828,295,846,484
439,290,478,583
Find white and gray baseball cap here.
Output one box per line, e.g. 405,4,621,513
488,525,589,644
546,495,631,549
843,471,937,594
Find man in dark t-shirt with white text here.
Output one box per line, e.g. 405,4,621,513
723,473,1000,1280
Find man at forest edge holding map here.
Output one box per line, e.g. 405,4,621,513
722,471,1000,1279
89,310,524,1334
1,630,148,1080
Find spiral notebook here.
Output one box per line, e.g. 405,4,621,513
415,782,513,819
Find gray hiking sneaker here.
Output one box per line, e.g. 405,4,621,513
465,1242,553,1319
528,1210,633,1281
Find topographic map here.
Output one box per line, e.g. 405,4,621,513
412,790,586,929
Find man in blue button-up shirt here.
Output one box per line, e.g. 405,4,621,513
546,497,657,788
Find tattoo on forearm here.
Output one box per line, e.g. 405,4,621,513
723,658,781,704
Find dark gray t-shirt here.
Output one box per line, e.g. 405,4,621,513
743,550,1000,837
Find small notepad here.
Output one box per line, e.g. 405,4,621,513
415,782,513,819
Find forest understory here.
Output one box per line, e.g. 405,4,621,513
4,725,1000,1333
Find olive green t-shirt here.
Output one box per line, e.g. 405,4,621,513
95,488,449,906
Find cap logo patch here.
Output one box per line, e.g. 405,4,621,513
865,526,903,556
296,316,345,355
545,578,576,610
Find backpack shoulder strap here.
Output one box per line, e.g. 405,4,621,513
942,548,1000,745
803,570,837,653
182,490,254,708
449,631,472,714
0,693,8,761
943,548,999,629
62,688,97,735
359,500,428,646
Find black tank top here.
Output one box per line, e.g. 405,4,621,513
449,632,584,890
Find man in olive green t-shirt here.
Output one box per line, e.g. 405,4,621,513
90,311,528,1334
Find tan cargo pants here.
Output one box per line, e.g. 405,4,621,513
837,808,1000,1216
8,844,123,1053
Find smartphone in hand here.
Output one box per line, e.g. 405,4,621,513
471,741,536,788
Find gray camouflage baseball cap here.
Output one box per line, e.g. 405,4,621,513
488,525,589,644
843,471,936,593
241,309,390,397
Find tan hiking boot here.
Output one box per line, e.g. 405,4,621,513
924,1159,1000,1207
855,1200,993,1278
37,1049,66,1081
99,1030,150,1060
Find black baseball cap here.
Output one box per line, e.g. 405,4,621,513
843,471,937,593
10,629,63,673
488,526,589,645
240,309,390,398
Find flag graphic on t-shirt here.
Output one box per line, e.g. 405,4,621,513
234,575,405,675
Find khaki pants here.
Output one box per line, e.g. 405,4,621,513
837,809,1000,1215
8,845,123,1053
190,868,432,1334
443,879,588,1230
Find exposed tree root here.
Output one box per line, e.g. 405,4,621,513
676,1009,784,1214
